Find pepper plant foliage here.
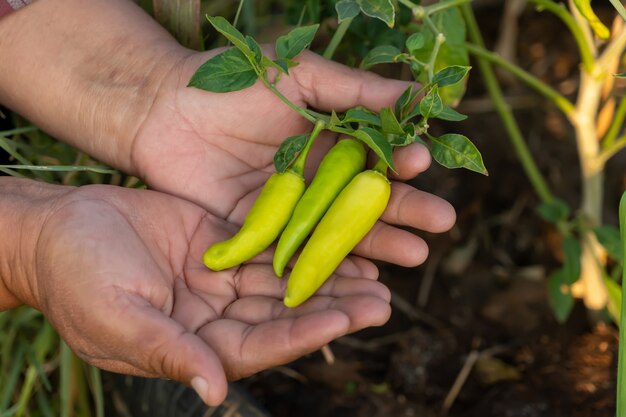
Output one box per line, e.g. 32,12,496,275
188,1,487,177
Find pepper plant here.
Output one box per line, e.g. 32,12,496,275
458,0,626,324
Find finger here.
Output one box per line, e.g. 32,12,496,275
199,306,388,380
293,51,411,112
223,292,391,330
206,262,378,302
111,295,228,406
382,182,456,233
273,251,379,280
389,142,432,181
353,221,429,267
239,247,379,281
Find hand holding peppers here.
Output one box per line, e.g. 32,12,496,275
202,128,451,306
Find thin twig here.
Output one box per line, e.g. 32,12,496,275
441,345,511,414
269,366,308,383
335,328,424,352
320,345,335,365
417,250,444,308
390,290,446,328
441,350,480,415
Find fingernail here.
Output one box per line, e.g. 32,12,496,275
190,376,209,402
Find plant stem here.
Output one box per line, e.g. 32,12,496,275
465,43,576,118
528,0,595,73
617,191,626,417
573,59,608,320
574,74,605,212
599,135,626,165
232,0,245,29
609,0,626,22
400,0,470,16
460,4,556,204
598,25,626,73
262,76,318,124
422,13,439,34
323,16,353,60
424,0,472,15
398,0,419,11
290,120,325,177
426,28,445,82
373,157,388,175
568,0,596,58
603,95,626,148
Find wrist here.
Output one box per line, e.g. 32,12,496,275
0,178,68,310
0,0,191,174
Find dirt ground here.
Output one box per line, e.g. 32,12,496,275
240,4,625,417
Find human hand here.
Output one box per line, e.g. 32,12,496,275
132,50,456,269
17,182,391,405
0,0,454,270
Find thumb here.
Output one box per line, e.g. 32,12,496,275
119,299,229,406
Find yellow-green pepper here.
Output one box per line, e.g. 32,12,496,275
203,171,305,271
273,139,367,277
284,169,391,308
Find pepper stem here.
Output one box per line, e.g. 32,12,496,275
289,120,326,177
373,157,389,176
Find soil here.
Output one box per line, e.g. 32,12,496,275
240,4,625,417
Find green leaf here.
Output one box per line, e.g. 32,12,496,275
263,56,298,75
274,134,309,173
188,48,258,93
330,110,342,127
245,35,263,66
360,45,403,69
206,16,256,64
394,84,418,120
621,191,626,265
547,269,575,323
594,225,624,262
336,0,361,21
349,127,396,171
419,86,444,119
389,124,416,146
342,107,382,127
25,347,51,392
615,72,626,78
432,65,471,87
428,133,487,175
411,8,469,106
274,58,291,73
276,24,320,60
405,32,425,53
434,105,468,121
0,164,117,174
380,107,404,135
561,237,582,285
358,0,395,27
604,277,622,325
537,198,571,224
572,0,610,40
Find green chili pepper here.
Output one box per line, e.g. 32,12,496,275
273,139,367,277
283,169,391,308
203,170,305,271
203,122,328,272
